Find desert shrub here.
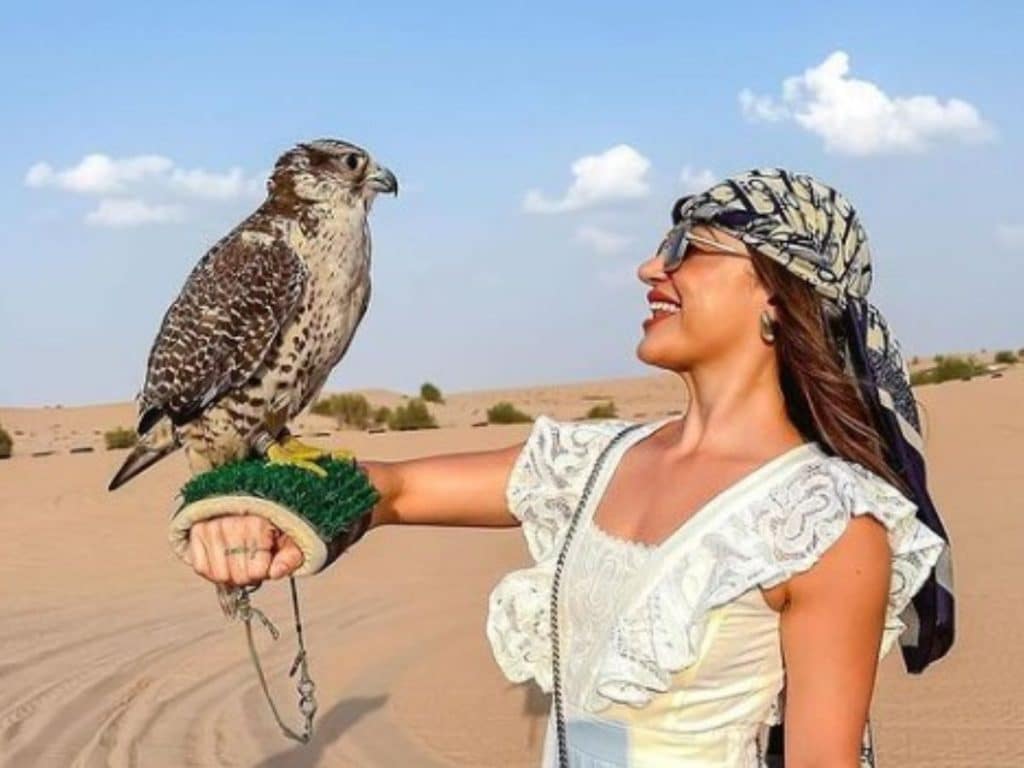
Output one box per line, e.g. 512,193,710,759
909,370,932,387
994,349,1019,365
937,355,986,381
104,427,138,450
310,399,335,416
420,382,444,404
487,402,532,424
312,393,372,429
585,401,618,419
911,355,987,387
373,405,392,426
334,394,372,429
0,424,12,459
388,399,438,430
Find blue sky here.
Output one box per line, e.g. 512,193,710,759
1,2,1021,406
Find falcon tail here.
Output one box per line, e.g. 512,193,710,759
107,415,179,491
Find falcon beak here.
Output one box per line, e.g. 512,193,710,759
366,165,398,196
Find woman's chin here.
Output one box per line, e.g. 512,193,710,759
636,336,692,372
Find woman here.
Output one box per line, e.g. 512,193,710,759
183,169,954,767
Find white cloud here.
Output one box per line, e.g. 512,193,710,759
523,144,651,214
996,224,1024,250
738,90,788,122
169,166,263,200
25,152,267,228
575,225,632,255
25,154,173,193
24,163,55,187
85,198,184,228
739,51,994,155
26,153,264,200
679,165,716,194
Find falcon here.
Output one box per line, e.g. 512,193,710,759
108,139,397,491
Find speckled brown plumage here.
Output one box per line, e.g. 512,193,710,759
142,235,308,428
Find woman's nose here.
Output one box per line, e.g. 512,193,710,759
637,253,668,286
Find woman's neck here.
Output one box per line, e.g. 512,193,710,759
668,355,804,461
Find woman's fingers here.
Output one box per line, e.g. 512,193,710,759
205,519,233,584
245,515,277,583
187,516,301,585
188,531,211,581
189,515,266,586
269,534,304,579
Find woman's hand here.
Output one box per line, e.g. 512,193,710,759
180,442,527,587
186,515,305,586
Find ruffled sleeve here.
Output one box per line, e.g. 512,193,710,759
487,415,634,691
590,452,947,711
504,415,634,563
751,455,947,660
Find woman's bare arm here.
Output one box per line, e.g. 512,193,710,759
779,515,891,768
363,442,524,529
186,441,525,586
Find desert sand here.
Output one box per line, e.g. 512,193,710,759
1,367,1021,767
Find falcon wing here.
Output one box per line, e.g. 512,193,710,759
137,231,308,433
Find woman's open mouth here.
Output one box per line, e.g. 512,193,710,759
643,289,681,331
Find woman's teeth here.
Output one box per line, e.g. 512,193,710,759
649,301,680,314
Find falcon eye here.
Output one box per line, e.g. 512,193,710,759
344,154,360,170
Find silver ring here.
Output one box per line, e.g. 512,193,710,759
223,546,271,557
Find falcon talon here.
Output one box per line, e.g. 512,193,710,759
266,444,330,477
283,458,328,477
277,435,334,462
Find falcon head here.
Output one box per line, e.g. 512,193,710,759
267,138,398,208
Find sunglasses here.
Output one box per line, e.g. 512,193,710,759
659,226,751,273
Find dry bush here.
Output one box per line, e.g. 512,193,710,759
420,382,444,404
487,402,532,424
911,355,987,386
104,427,138,450
389,399,438,430
584,401,618,419
0,424,12,459
312,393,373,429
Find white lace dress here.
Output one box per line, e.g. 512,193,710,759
485,416,947,768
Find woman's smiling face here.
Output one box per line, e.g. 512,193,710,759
635,224,776,372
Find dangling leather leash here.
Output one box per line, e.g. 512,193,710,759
227,578,318,743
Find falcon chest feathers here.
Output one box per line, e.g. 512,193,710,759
109,139,397,490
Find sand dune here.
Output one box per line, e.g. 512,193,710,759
1,368,1021,766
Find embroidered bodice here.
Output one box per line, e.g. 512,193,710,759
562,523,660,711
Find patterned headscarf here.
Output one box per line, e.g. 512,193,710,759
659,167,954,670
658,168,955,762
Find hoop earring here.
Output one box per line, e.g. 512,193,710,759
760,310,776,344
